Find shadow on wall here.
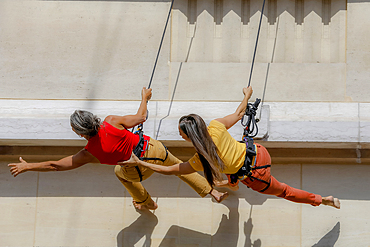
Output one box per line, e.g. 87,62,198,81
116,201,340,246
44,0,347,25
312,222,340,247
117,196,262,247
173,0,347,26
2,163,370,202
117,210,158,247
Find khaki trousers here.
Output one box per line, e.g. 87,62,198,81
114,138,212,205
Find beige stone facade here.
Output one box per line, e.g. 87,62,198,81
1,0,370,246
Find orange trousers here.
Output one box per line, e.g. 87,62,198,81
228,144,322,206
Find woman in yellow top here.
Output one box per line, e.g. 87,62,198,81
121,87,340,209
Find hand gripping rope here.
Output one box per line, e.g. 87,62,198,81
131,0,175,181
241,0,266,141
241,98,261,140
229,0,272,187
135,0,175,133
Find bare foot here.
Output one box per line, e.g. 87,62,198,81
133,199,158,210
322,196,340,209
215,179,239,191
210,189,229,203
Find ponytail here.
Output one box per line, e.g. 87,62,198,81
179,114,225,187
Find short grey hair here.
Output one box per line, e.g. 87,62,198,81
70,110,101,137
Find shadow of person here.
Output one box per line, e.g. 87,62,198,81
116,210,158,247
223,181,268,206
211,196,240,246
158,196,261,247
243,207,261,247
312,222,340,247
242,188,269,206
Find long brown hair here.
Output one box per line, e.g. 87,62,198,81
179,114,225,187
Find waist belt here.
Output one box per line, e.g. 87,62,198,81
132,130,146,182
229,138,271,192
132,131,168,182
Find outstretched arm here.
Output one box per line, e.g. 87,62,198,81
105,87,152,129
118,152,196,175
8,149,97,177
215,87,253,129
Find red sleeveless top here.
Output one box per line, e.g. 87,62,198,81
85,121,150,165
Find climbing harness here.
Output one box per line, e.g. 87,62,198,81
131,0,175,180
132,127,146,181
132,131,169,181
229,0,272,190
229,98,272,190
132,3,198,182
229,134,271,192
231,8,281,190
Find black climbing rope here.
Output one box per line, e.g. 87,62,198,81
247,0,266,88
132,0,175,165
242,0,266,140
135,0,175,135
147,0,175,90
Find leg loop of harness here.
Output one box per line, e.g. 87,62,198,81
229,138,271,191
142,143,169,162
251,164,271,170
134,166,143,182
132,132,169,181
258,178,271,193
132,130,145,182
229,138,255,184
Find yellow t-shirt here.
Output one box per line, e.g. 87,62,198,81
188,120,246,174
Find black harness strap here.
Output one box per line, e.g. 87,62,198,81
250,177,271,192
229,138,272,192
133,130,145,158
141,142,169,162
142,152,168,162
134,166,143,182
132,129,145,182
251,165,271,170
128,0,175,182
229,138,256,184
248,175,270,185
132,132,169,181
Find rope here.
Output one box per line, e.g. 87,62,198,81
147,0,175,89
241,0,266,139
136,0,174,133
258,15,280,120
155,22,198,139
247,0,266,87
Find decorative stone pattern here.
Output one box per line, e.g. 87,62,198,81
1,100,369,143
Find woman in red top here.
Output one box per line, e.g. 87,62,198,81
8,87,227,210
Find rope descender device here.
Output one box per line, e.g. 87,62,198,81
241,98,261,141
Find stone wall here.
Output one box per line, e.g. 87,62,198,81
0,0,369,142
